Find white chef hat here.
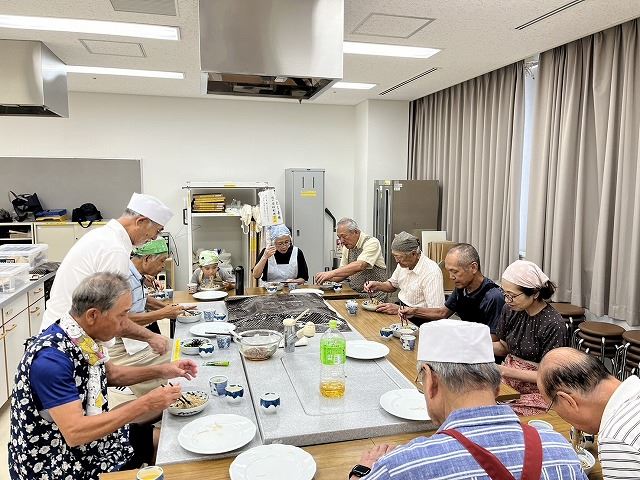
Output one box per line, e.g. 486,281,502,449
417,319,494,364
127,193,173,226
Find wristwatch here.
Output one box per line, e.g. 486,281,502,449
349,464,371,478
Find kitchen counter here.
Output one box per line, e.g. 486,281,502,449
0,272,55,310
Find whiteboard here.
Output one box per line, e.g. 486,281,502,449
0,157,142,219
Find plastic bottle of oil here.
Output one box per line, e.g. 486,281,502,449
320,319,346,398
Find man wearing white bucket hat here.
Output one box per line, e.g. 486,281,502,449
350,320,586,480
41,193,173,355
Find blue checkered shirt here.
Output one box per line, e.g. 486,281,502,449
365,405,587,480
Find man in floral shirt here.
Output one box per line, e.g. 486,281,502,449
9,272,197,480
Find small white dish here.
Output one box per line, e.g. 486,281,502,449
229,444,316,480
190,322,236,337
178,414,256,455
361,300,381,312
180,337,212,355
379,389,429,421
176,311,203,324
389,323,419,338
527,419,554,431
193,290,229,301
577,449,595,475
167,390,209,417
346,340,390,360
290,288,324,296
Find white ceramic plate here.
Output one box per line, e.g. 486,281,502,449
193,290,229,301
290,288,324,296
346,340,390,360
229,444,316,480
178,414,256,455
379,389,429,421
190,322,236,337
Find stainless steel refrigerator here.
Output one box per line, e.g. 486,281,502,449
374,180,440,277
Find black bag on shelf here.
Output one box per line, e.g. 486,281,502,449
72,203,103,228
9,191,43,221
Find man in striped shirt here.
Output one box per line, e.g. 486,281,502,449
538,347,640,479
350,320,586,480
364,231,444,315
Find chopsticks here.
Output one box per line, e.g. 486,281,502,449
294,308,310,322
164,382,191,406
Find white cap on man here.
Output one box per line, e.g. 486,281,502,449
127,193,173,226
417,319,494,363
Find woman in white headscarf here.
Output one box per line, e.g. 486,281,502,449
252,224,309,285
493,260,566,416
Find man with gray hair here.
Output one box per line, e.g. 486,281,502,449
363,231,444,315
538,347,640,479
399,243,504,336
349,320,586,480
41,192,173,354
9,272,197,480
314,218,387,296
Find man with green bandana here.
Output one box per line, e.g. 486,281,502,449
109,239,195,397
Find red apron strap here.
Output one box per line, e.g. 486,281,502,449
520,424,543,480
440,424,543,480
439,429,516,480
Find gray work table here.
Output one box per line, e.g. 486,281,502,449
0,272,55,310
156,299,432,466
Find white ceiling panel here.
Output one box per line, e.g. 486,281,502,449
0,0,639,105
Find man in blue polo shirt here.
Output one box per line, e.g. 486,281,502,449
399,243,504,337
348,320,587,480
9,272,197,480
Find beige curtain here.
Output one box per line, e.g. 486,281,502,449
409,62,524,282
527,19,640,324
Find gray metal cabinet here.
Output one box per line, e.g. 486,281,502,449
284,169,325,278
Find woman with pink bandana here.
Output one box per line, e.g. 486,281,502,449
493,260,567,416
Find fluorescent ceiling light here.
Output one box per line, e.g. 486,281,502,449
0,14,179,40
343,41,439,59
333,81,376,90
66,66,184,79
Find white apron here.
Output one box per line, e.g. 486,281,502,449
260,246,299,286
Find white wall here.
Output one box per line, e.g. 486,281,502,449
353,100,409,234
1,92,357,285
1,93,409,285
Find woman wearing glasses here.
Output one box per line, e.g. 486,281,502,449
253,224,309,286
494,260,567,416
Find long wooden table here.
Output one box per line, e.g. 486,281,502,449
103,296,602,479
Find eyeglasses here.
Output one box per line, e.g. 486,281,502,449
545,392,557,413
274,240,291,247
500,287,525,303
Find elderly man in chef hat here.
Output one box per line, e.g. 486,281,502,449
348,320,587,480
41,193,174,355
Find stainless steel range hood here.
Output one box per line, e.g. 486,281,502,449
199,0,343,101
0,40,69,117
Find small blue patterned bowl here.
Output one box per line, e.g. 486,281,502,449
259,392,280,414
199,344,215,357
225,384,244,404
